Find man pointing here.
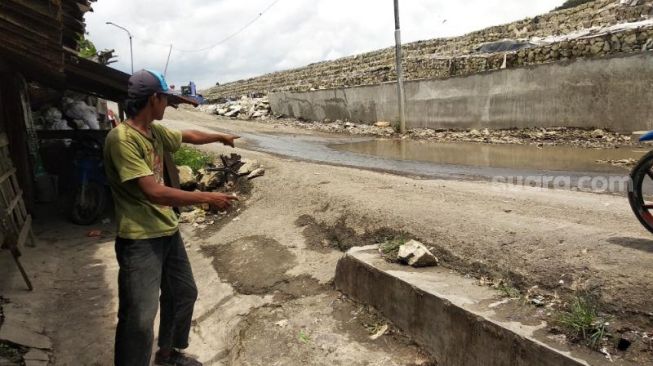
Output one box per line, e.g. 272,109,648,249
105,69,238,366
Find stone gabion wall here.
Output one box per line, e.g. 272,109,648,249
204,0,653,102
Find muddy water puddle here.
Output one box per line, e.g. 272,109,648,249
332,140,645,174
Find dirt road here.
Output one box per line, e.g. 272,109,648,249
3,107,652,365
162,108,653,331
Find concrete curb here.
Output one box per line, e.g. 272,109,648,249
335,245,609,366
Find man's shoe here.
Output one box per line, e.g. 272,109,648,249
154,350,202,366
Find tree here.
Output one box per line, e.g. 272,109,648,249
78,34,97,59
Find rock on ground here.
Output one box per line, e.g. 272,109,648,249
397,240,439,268
238,159,261,175
247,168,265,180
177,165,196,190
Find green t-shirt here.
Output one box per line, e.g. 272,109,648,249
104,122,182,239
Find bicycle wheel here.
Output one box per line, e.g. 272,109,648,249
628,150,653,234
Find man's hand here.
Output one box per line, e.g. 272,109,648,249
221,134,240,148
204,192,239,210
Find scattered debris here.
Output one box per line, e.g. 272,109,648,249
397,240,439,267
175,153,264,226
275,319,289,328
369,324,389,340
247,168,265,180
179,209,205,224
600,346,613,362
206,112,638,148
238,160,261,176
596,158,637,168
198,96,271,120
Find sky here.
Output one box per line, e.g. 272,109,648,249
85,0,564,89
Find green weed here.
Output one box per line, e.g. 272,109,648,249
298,330,311,344
379,236,408,261
497,283,521,299
557,294,609,349
173,146,213,172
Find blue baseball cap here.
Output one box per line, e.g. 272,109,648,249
127,69,198,107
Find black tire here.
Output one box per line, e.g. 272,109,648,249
628,150,653,235
71,182,107,226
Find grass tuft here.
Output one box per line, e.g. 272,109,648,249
173,146,213,172
379,236,408,261
557,294,609,349
298,330,311,344
497,282,521,299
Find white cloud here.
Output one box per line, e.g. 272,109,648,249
85,0,564,89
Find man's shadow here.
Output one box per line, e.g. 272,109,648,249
607,237,653,253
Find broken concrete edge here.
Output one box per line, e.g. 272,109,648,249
335,245,600,366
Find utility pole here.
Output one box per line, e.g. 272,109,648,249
106,22,134,73
164,44,173,77
394,0,407,134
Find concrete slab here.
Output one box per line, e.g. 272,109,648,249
335,245,620,366
0,320,52,350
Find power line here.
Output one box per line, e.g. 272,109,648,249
133,0,283,53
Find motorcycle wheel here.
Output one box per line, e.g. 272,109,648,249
71,182,107,226
628,150,653,235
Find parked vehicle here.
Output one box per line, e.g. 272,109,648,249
70,137,109,225
628,131,653,234
180,81,205,105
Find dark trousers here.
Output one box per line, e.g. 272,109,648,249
114,231,198,366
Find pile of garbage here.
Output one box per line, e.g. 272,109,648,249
197,96,271,120
176,153,265,227
34,97,101,130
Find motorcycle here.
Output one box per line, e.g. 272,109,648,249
70,137,109,225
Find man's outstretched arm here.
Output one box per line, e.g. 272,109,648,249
137,175,238,209
181,130,239,147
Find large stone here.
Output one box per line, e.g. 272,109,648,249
375,121,391,128
397,240,438,267
177,166,196,190
238,160,261,175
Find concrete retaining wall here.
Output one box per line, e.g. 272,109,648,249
269,53,653,132
335,246,608,366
